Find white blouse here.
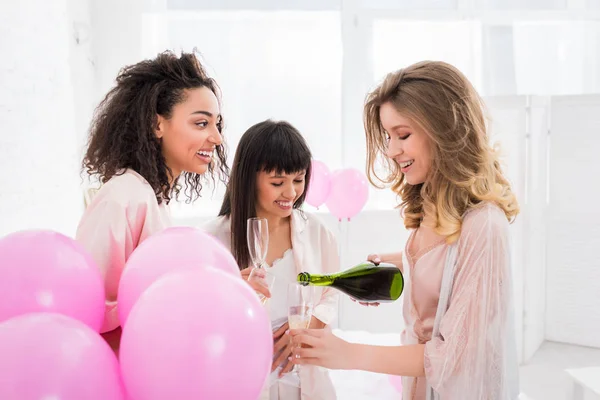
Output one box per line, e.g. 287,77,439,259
202,210,339,400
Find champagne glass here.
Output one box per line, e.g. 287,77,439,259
247,217,272,303
281,282,315,387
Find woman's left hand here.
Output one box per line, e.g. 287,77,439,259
288,327,354,370
272,323,294,376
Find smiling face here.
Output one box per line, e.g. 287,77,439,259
379,102,433,185
255,170,307,219
156,86,223,178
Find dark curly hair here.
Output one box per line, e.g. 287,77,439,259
83,50,229,204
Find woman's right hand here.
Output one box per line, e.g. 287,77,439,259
240,267,271,299
349,254,382,307
367,253,382,265
241,266,253,280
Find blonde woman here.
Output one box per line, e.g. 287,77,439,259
289,61,520,399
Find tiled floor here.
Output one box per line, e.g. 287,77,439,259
328,331,600,400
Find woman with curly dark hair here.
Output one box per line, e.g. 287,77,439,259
76,50,230,353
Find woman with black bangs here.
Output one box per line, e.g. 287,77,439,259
204,119,339,400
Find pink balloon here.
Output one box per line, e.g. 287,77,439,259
305,160,332,208
120,268,272,400
388,375,403,393
0,313,125,400
0,230,104,331
118,226,240,326
325,168,369,221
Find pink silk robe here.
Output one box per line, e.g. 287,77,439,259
401,202,519,400
76,169,171,335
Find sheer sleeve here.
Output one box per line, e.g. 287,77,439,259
424,204,519,399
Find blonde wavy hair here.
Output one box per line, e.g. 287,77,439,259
364,61,519,243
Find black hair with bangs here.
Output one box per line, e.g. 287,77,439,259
218,119,312,269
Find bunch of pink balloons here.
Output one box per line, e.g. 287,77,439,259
118,226,272,400
0,230,124,399
0,313,126,399
305,160,369,221
305,160,332,208
0,227,274,400
117,226,241,326
120,267,272,400
0,230,105,330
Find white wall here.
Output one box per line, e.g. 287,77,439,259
522,96,550,361
0,0,158,239
1,0,223,235
0,0,87,237
67,0,97,148
486,96,528,362
90,0,145,97
545,95,600,348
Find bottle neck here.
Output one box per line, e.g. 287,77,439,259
297,272,334,286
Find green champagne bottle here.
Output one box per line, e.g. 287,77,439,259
297,262,404,303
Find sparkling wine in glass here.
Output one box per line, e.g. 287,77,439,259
281,282,315,387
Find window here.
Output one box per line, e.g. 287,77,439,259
372,20,483,90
